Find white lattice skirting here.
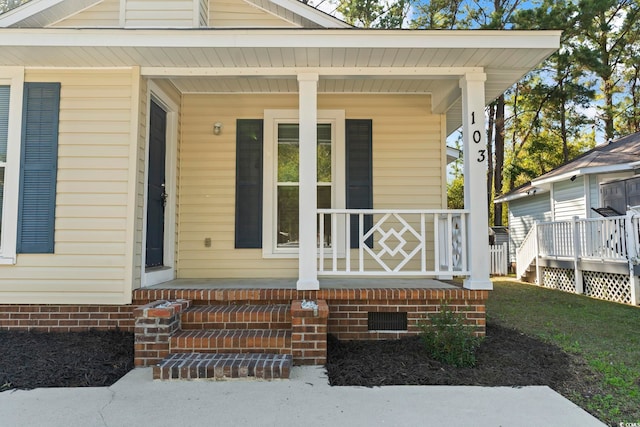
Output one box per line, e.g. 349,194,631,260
541,267,634,304
542,267,575,293
583,271,632,304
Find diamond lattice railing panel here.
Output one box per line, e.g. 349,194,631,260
583,271,632,304
364,213,424,272
542,267,575,293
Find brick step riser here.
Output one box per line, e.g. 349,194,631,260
181,321,292,330
153,353,292,380
170,330,292,354
181,305,291,330
171,339,292,353
169,348,292,355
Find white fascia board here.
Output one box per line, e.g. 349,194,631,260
266,0,350,28
0,0,65,27
532,164,633,187
494,187,548,203
0,28,562,50
141,66,484,77
446,146,460,164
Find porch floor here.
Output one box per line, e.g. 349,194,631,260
146,278,458,290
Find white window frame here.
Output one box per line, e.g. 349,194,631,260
262,109,345,258
0,67,24,265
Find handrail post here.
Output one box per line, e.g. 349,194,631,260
572,216,583,295
534,222,541,286
625,211,639,305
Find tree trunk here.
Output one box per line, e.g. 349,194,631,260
604,77,615,141
494,95,505,226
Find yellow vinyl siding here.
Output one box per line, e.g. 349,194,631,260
209,0,297,27
178,93,443,279
125,0,196,27
51,0,120,27
0,69,138,304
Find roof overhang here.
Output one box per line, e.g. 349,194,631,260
531,163,634,187
0,28,560,134
446,146,460,164
494,186,548,203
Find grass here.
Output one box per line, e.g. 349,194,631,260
487,280,640,425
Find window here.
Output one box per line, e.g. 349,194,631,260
276,123,332,249
263,110,345,257
0,68,24,264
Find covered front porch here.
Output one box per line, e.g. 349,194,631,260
128,30,560,293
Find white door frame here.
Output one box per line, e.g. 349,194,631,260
141,80,179,287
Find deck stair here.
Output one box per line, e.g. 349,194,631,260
153,304,293,380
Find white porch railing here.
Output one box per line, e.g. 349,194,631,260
316,209,469,276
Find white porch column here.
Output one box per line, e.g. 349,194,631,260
297,73,320,290
460,73,492,290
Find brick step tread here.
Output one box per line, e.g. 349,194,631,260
171,329,292,353
153,352,292,380
181,304,291,330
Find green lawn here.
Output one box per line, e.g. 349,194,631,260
487,280,640,425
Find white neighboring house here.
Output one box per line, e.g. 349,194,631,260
495,131,640,305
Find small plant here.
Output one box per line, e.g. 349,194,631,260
419,302,483,368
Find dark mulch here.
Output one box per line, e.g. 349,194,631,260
0,329,134,391
326,322,599,395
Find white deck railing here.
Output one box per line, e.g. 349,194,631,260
516,212,640,305
316,209,469,276
537,216,629,261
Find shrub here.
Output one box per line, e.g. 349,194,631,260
419,302,483,368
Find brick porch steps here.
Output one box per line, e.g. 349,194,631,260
153,352,293,380
181,304,291,330
170,329,292,354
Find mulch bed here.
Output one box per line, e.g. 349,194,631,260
0,329,134,391
326,322,597,392
0,323,598,401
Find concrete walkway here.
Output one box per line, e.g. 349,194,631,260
0,367,604,427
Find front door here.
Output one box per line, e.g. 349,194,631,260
146,100,167,268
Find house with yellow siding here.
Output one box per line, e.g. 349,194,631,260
0,0,560,378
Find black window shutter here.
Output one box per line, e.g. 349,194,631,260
17,82,61,254
235,119,263,248
346,119,373,248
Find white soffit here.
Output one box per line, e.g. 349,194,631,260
0,28,560,132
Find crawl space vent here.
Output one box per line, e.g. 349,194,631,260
368,312,408,331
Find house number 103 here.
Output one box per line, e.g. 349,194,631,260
471,112,485,163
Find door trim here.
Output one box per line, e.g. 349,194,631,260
141,81,179,287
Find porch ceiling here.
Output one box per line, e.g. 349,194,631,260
0,28,560,134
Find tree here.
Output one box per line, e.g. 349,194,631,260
330,0,411,28
0,0,28,14
573,0,640,140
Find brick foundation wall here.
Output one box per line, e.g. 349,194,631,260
327,297,486,340
134,288,488,340
0,305,136,332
